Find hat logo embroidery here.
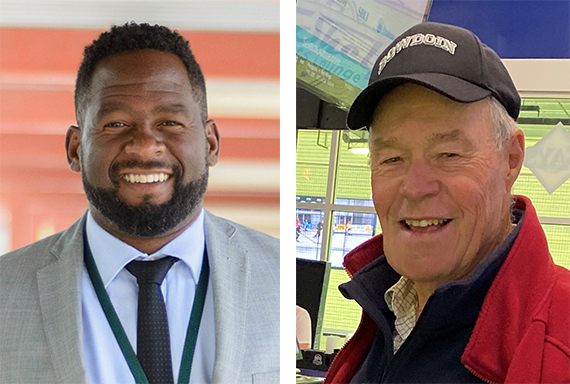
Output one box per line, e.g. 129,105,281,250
377,33,458,75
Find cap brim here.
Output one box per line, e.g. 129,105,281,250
346,73,492,129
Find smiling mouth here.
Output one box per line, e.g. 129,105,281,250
122,173,171,184
401,218,452,232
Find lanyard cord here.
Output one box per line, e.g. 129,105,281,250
83,232,210,384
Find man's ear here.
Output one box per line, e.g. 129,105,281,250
65,126,81,173
205,119,220,167
505,128,525,191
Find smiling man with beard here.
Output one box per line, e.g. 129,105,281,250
0,23,279,384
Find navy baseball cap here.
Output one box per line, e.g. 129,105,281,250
347,22,520,130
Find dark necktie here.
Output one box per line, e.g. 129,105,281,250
126,256,178,384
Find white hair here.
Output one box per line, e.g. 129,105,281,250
486,96,519,152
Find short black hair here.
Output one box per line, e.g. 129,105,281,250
74,22,207,126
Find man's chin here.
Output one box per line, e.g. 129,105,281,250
82,169,209,238
117,194,172,208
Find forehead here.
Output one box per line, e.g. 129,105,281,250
369,83,493,145
89,49,192,100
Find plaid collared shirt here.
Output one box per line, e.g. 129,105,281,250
384,277,418,354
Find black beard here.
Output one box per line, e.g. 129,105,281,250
82,161,208,238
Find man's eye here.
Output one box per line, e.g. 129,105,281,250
440,153,459,158
162,121,182,127
105,122,125,128
382,156,401,164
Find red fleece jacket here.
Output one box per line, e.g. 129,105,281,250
325,196,570,384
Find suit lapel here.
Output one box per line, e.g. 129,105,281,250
37,217,88,384
34,211,253,383
205,212,251,384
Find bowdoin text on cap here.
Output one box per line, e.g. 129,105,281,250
347,22,520,130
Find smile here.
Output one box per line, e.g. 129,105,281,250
400,218,452,234
404,218,450,228
122,173,170,184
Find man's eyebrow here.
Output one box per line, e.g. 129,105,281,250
95,101,133,120
152,104,190,115
369,137,401,150
427,129,468,145
369,130,474,151
95,103,191,120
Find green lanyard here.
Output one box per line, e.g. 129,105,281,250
83,232,210,384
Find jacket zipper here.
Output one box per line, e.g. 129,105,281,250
324,267,366,383
463,363,495,384
324,308,365,382
345,265,354,279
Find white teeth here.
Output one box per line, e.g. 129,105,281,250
405,219,449,228
123,173,169,184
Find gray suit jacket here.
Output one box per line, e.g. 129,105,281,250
0,211,280,384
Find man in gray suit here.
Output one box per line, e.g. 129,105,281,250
0,23,279,384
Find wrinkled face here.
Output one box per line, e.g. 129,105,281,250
369,84,518,288
66,49,219,238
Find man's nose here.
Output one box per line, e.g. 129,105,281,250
399,159,441,200
124,125,166,159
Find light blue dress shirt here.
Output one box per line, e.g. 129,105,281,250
81,210,215,384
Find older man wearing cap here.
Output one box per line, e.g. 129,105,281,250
325,22,570,384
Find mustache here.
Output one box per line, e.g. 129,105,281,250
109,160,181,183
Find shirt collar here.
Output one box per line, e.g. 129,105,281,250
384,276,417,316
85,209,206,288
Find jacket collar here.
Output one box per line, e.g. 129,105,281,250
39,214,88,383
343,197,525,278
337,196,553,384
342,209,522,334
203,211,251,384
461,196,558,383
